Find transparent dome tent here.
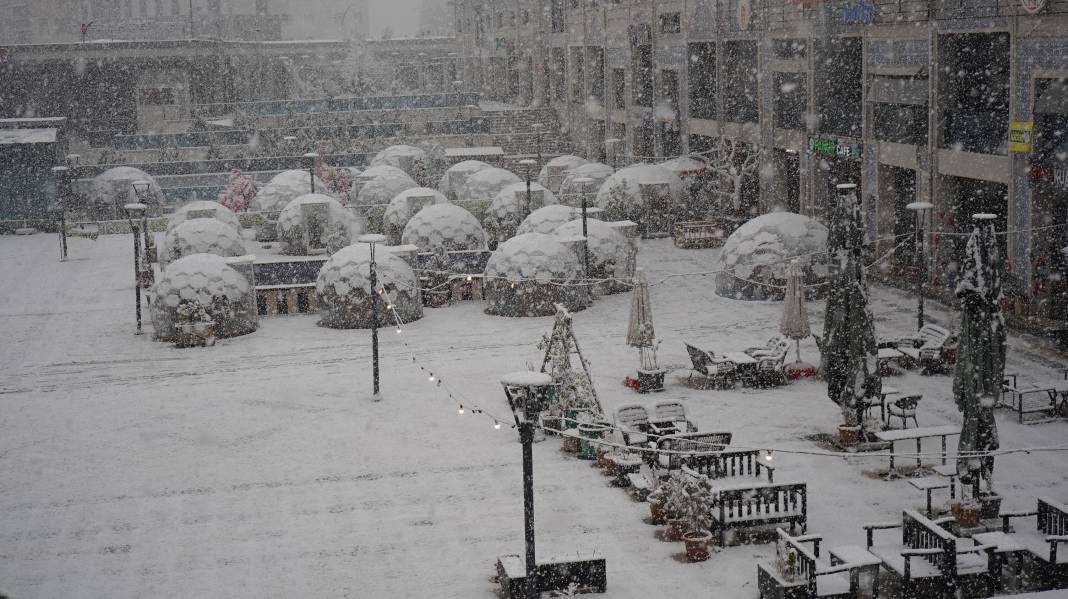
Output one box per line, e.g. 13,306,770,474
316,243,424,329
483,232,589,317
161,218,247,266
715,212,829,300
151,253,258,341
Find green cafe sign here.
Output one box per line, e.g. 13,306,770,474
809,137,862,158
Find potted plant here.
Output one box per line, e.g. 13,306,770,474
657,472,692,541
678,476,716,561
776,539,799,582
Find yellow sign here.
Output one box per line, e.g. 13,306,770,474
1009,120,1033,153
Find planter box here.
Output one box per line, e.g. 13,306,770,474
636,368,666,393
757,563,809,599
497,554,607,598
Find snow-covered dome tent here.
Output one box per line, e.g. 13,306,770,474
660,154,710,178
558,162,614,197
437,160,491,198
458,167,522,220
370,145,427,179
383,187,449,245
316,243,423,329
88,167,166,216
516,204,578,236
484,232,589,317
556,218,636,294
716,212,830,300
401,203,487,253
168,200,242,232
277,193,358,255
594,164,686,235
251,170,328,212
484,182,559,244
151,253,258,341
161,218,247,265
356,170,418,207
538,155,589,192
358,164,415,184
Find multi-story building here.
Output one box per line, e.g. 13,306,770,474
0,0,369,44
455,0,1068,324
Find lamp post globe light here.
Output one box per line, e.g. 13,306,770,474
302,152,320,194
906,201,934,330
123,202,148,335
519,159,538,221
358,233,389,401
500,371,556,599
531,123,544,167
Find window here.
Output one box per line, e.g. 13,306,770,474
774,72,806,130
632,44,653,107
588,47,605,102
939,33,1010,155
551,0,566,33
814,37,862,137
772,39,807,59
658,12,681,34
551,47,566,102
572,47,585,104
612,68,626,110
869,76,928,145
688,42,716,120
723,41,758,123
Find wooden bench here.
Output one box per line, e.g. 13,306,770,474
682,448,774,483
757,529,876,599
712,481,807,546
864,510,996,598
654,431,733,470
975,497,1068,590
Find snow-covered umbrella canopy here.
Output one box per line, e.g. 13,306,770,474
459,167,522,204
168,200,241,232
538,155,589,192
277,193,358,255
594,164,685,223
483,232,588,317
437,160,491,197
161,218,247,266
780,261,811,340
715,212,829,300
517,204,578,235
401,203,487,253
151,253,257,341
370,145,427,178
661,154,710,177
626,269,659,371
251,170,328,212
953,214,1005,496
315,243,423,329
485,181,558,243
383,187,449,245
89,167,165,215
556,218,636,293
559,162,614,197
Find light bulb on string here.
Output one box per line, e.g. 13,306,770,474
396,327,402,334
458,405,464,415
764,450,774,463
494,421,501,430
428,373,435,382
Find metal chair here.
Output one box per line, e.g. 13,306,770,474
887,394,922,429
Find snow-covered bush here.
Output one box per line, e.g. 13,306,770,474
484,182,559,244
168,200,242,232
316,243,424,329
88,167,166,216
558,162,614,198
555,218,635,294
715,212,829,300
383,187,449,244
162,218,247,265
484,233,589,317
537,155,589,192
276,194,358,256
251,170,329,212
437,160,491,198
517,205,578,236
151,253,257,341
594,164,686,234
401,203,487,254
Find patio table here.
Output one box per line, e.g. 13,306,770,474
874,425,960,479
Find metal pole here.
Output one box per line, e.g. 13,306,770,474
520,405,537,599
188,0,194,38
133,223,143,335
581,190,590,281
370,242,380,397
916,210,924,330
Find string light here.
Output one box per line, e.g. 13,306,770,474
765,450,775,462
428,373,435,382
458,405,464,415
396,327,402,334
494,421,502,429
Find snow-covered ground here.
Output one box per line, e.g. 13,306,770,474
1,232,1066,598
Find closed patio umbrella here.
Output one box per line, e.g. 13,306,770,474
780,260,814,377
627,269,660,374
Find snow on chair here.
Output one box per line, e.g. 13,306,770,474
685,342,738,389
614,404,653,448
893,324,957,375
652,400,697,434
887,394,922,429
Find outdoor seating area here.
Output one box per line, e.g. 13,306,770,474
685,338,791,389
878,324,959,375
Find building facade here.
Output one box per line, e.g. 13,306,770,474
454,0,1068,322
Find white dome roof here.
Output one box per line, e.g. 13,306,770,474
538,155,589,191
252,170,328,212
359,164,416,184
556,218,635,284
162,218,247,265
437,160,492,195
383,187,449,244
89,167,165,213
517,204,578,235
277,193,358,255
485,232,583,282
460,167,522,203
485,182,559,241
370,145,427,177
168,200,241,232
594,164,685,221
402,203,487,252
716,212,829,299
559,163,614,196
315,243,423,328
151,253,257,340
356,173,418,206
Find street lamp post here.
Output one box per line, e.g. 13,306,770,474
453,80,464,121
302,152,319,194
500,371,556,599
359,233,388,400
124,202,148,335
51,166,70,261
574,177,594,282
519,158,537,222
531,123,543,167
907,201,934,330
